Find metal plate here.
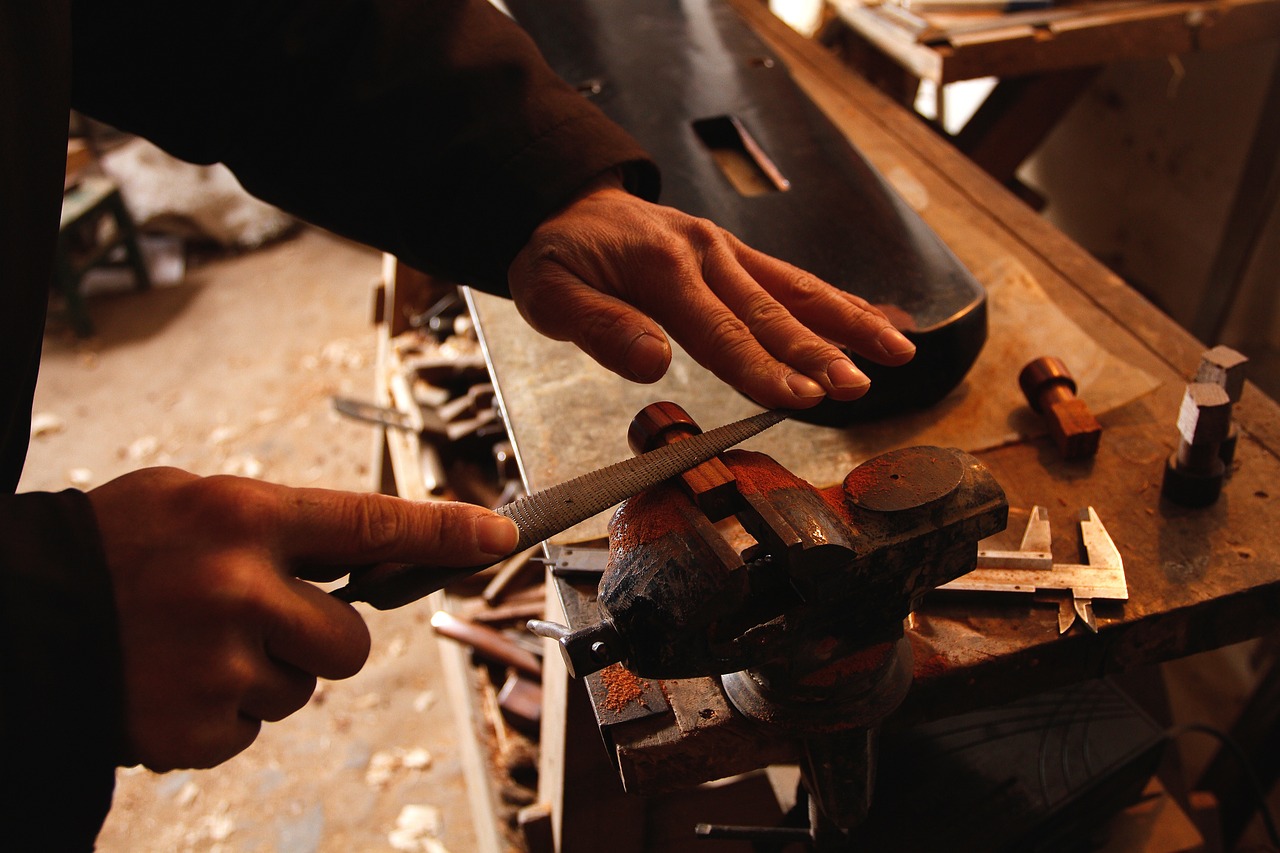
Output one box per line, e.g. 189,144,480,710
504,0,987,421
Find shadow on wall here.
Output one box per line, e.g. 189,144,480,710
1020,42,1280,397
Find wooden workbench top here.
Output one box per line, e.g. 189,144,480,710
467,0,1280,721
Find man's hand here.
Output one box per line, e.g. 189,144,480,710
88,468,518,771
509,180,916,410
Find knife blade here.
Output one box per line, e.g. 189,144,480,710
333,407,789,609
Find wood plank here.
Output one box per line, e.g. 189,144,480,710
829,3,945,79
952,66,1099,183
829,0,1280,83
376,261,508,853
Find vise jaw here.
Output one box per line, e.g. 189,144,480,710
528,403,1007,838
539,443,1008,683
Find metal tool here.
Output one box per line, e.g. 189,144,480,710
1194,344,1248,467
937,505,1127,632
332,394,500,442
1161,380,1234,507
332,407,789,609
530,402,1008,843
332,396,418,431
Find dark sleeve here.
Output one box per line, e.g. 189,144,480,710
68,0,660,294
0,490,126,851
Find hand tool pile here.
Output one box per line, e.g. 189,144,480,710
335,288,512,507
335,287,551,837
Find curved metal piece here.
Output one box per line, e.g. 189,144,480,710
503,0,988,422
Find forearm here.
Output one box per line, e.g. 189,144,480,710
69,0,659,293
0,490,126,850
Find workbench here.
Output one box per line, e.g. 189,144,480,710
823,0,1280,191
374,1,1280,848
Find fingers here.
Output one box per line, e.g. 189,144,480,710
265,577,371,679
240,658,318,724
96,471,525,772
112,544,362,771
94,470,484,771
510,260,673,384
735,246,916,367
508,188,915,409
269,487,519,568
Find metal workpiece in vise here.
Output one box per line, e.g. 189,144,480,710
530,401,1008,838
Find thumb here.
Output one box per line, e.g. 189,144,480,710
511,265,673,384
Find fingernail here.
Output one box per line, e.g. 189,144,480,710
827,358,870,392
878,327,916,357
477,515,519,557
786,373,826,400
625,333,670,383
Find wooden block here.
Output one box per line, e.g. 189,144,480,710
628,401,740,519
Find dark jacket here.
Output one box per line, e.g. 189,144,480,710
1,1,657,847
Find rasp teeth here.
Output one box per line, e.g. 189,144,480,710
496,409,788,549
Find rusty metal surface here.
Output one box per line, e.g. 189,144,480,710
581,446,1007,679
542,444,1007,800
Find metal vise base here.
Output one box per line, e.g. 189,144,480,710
551,446,1007,799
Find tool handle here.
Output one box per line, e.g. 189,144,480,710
331,560,494,610
430,611,542,677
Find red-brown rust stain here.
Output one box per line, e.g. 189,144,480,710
609,485,692,551
915,653,950,679
600,663,650,714
797,642,895,688
725,451,812,497
842,450,952,510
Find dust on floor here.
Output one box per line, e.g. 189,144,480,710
24,227,479,852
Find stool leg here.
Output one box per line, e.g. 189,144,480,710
54,235,94,337
108,191,151,292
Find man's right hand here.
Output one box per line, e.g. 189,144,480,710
88,468,518,771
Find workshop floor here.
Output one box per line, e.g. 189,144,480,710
22,226,1280,851
23,227,481,852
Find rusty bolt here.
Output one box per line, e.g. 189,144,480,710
1161,382,1231,507
1194,345,1248,467
1018,357,1102,460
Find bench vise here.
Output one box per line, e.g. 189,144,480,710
532,402,1007,840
